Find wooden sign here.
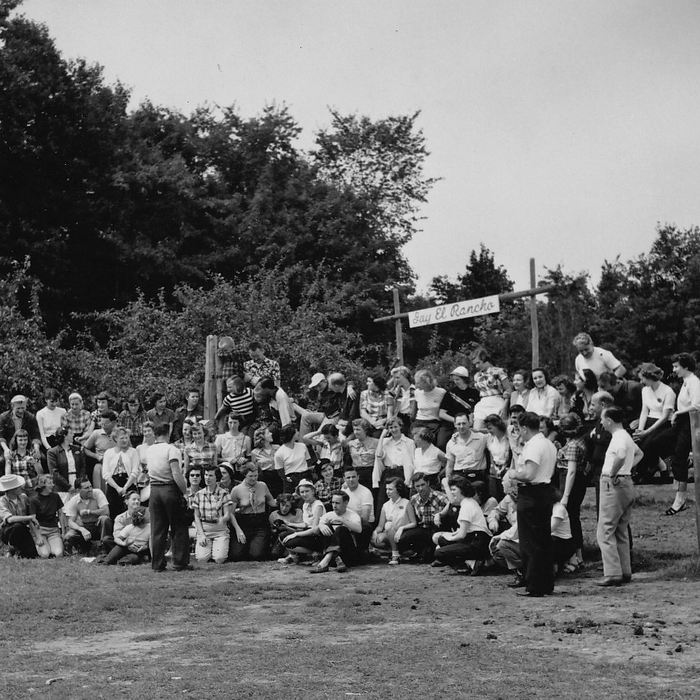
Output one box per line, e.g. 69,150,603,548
408,294,500,328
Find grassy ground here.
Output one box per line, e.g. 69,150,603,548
2,484,700,699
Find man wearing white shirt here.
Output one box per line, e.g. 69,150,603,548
573,332,625,379
312,492,363,572
596,406,643,586
341,466,374,553
507,411,557,597
445,413,488,482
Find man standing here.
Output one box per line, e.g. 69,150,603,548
507,411,557,597
573,332,626,379
444,413,488,485
147,423,190,572
82,410,118,490
596,407,643,586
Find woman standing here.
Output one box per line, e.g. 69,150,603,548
373,419,415,499
509,370,531,409
359,374,393,437
5,430,41,491
36,388,66,452
229,464,276,561
632,363,676,483
410,369,446,440
555,413,589,571
471,349,512,431
526,368,560,419
102,427,140,520
215,413,251,475
437,366,480,450
371,478,416,565
344,419,379,490
552,375,577,424
388,366,415,435
412,428,446,490
483,414,511,502
251,425,282,498
274,426,313,493
47,427,85,493
29,473,64,558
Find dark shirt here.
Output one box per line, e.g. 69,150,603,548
0,410,40,445
171,404,205,442
610,380,643,426
319,389,359,424
439,387,480,419
586,419,611,472
29,491,64,528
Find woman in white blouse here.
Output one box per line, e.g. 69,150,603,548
632,362,676,483
412,427,446,490
373,418,415,511
101,427,140,519
526,368,559,419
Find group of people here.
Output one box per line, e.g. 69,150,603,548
1,335,698,597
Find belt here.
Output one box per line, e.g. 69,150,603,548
602,474,631,479
519,482,551,488
200,518,220,524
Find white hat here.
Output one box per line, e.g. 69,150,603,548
0,474,25,491
10,395,27,404
68,392,83,401
309,373,326,389
450,366,470,379
296,479,315,491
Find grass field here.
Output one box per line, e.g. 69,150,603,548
2,483,700,699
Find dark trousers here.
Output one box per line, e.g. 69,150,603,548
106,473,129,520
259,469,284,499
1,523,38,558
552,536,576,569
397,526,436,562
517,483,555,595
435,531,491,566
64,516,112,553
670,414,692,482
149,484,190,571
103,544,148,565
322,525,360,566
229,513,269,561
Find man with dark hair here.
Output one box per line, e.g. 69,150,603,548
83,410,118,489
596,406,643,586
587,391,615,512
507,411,557,597
397,472,448,562
341,466,374,553
445,413,488,484
147,422,190,572
311,492,363,572
597,372,642,429
63,477,112,554
0,395,41,471
172,388,204,442
244,342,281,388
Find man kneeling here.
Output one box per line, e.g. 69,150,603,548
310,492,362,574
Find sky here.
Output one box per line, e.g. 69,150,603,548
19,0,700,293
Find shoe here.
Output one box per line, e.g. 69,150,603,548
335,556,347,573
309,564,329,574
470,560,484,577
173,564,195,572
389,555,400,566
621,574,632,584
595,577,623,587
430,560,446,568
664,503,688,516
277,554,297,565
516,590,545,597
507,574,526,588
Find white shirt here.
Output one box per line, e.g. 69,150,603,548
516,432,556,484
63,489,108,518
456,497,491,537
146,443,182,484
36,406,67,448
641,383,676,420
677,373,700,413
447,431,488,473
415,387,446,422
601,429,637,477
273,442,309,475
373,435,415,487
575,347,622,378
271,388,293,427
551,502,572,539
102,446,140,481
526,385,560,418
413,444,444,477
381,497,411,531
319,507,362,533
342,483,375,523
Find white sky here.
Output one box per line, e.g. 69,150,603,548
19,0,700,292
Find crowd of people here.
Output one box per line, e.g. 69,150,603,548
1,335,698,597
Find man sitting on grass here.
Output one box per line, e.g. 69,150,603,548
310,492,362,573
63,477,112,555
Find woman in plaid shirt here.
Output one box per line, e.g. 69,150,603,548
193,465,233,564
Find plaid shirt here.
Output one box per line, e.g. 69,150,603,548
473,366,509,398
557,436,588,474
9,452,39,486
410,489,448,530
314,476,343,505
117,410,146,437
61,409,92,438
193,485,232,523
184,442,217,469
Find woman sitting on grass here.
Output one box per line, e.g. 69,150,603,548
371,478,416,566
0,474,42,558
270,493,303,561
102,506,151,565
432,476,492,574
29,473,64,558
280,479,326,562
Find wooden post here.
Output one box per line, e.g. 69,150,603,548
203,335,217,421
393,287,404,367
690,409,700,554
529,257,539,368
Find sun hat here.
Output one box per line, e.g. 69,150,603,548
449,366,470,379
10,395,27,404
0,474,25,491
309,372,326,389
296,479,315,490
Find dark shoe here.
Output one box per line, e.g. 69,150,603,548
335,556,347,573
430,560,446,568
621,574,632,584
470,560,484,577
516,590,545,597
595,577,623,587
664,503,688,516
507,572,526,588
173,564,195,571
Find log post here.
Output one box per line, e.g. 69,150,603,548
203,335,218,421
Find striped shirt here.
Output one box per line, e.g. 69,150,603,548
222,388,255,420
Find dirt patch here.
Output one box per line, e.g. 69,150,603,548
32,628,185,657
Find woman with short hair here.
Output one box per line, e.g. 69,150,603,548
572,369,598,424
251,425,282,497
102,427,140,519
360,374,393,437
47,426,85,493
280,479,326,560
344,419,379,489
29,473,64,558
5,429,41,492
371,478,416,566
410,369,446,439
411,427,446,490
526,368,560,419
274,425,313,493
215,413,251,475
